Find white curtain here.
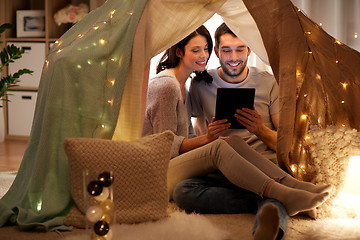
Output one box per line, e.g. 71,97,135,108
291,0,360,52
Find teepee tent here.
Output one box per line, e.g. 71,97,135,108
0,0,359,231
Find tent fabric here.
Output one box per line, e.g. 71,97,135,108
0,0,147,231
242,0,360,177
1,0,360,231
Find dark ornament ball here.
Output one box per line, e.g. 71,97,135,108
98,171,114,187
94,220,109,236
87,180,103,196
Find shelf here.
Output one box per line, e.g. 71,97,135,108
5,38,46,42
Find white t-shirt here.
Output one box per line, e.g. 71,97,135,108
189,67,279,161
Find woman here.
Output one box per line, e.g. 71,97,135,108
142,25,330,217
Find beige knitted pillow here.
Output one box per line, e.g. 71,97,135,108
63,131,174,228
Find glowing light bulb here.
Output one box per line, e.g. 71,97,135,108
57,49,62,53
55,40,59,44
335,60,339,64
99,39,106,45
341,100,345,104
342,156,360,195
290,164,297,172
305,136,310,140
101,124,105,128
107,100,113,105
305,31,311,35
110,10,116,18
341,82,348,89
77,34,84,38
355,33,358,39
335,40,342,45
93,26,99,30
301,114,307,120
128,11,134,15
304,94,308,97
77,65,82,69
87,60,92,65
319,23,323,26
109,80,115,86
37,200,42,212
45,60,49,67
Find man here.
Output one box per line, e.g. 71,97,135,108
173,23,287,240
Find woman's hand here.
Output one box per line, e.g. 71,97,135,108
206,117,231,141
179,117,230,154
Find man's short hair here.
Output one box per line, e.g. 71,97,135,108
214,22,237,50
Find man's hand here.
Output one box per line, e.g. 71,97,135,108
234,107,262,134
234,107,278,151
206,117,231,142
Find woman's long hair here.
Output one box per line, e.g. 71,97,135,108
156,25,213,83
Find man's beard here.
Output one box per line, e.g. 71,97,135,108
220,61,247,77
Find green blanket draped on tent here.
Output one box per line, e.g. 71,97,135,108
0,0,147,231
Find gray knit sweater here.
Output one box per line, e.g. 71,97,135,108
142,69,189,158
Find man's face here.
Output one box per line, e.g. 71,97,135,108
215,33,251,79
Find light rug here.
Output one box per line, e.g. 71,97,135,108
304,217,360,240
64,211,230,240
0,171,16,198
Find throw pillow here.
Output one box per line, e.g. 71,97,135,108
63,130,174,228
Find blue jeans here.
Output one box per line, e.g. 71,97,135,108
173,172,288,240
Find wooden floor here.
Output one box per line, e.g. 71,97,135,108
0,139,28,172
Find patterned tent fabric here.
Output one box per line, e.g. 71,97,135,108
242,0,360,178
0,0,147,231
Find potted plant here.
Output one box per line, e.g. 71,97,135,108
0,23,33,141
1,23,33,107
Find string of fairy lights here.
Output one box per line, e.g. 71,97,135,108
291,6,359,175
42,8,135,139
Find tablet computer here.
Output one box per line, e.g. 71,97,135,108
215,88,255,129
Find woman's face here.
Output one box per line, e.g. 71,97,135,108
179,35,209,72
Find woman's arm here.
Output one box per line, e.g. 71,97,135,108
179,117,230,154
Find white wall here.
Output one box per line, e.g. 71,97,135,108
291,0,360,52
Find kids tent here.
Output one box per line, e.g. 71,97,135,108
0,0,359,231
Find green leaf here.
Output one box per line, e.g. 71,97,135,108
0,23,13,35
0,23,33,107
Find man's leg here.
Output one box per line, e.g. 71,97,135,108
173,172,261,214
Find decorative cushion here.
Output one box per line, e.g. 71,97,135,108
63,131,174,228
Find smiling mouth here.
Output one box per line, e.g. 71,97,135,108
228,62,240,67
197,61,206,66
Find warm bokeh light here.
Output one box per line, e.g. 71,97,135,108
342,156,360,196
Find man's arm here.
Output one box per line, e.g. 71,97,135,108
255,113,278,151
235,108,278,151
193,117,208,136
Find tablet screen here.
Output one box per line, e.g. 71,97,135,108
215,88,255,129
